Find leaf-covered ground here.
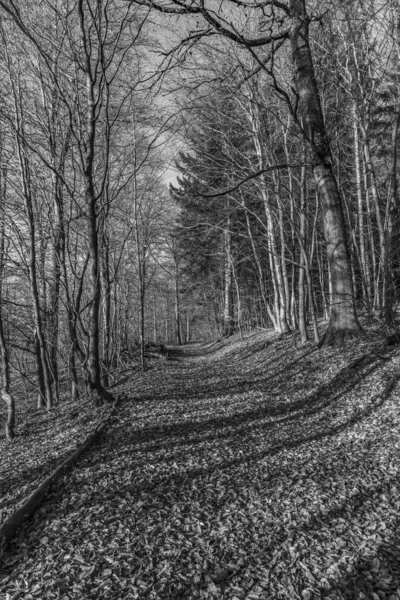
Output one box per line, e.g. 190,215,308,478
0,397,101,525
2,326,400,599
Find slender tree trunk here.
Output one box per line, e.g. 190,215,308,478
298,158,309,344
60,235,84,403
173,250,182,345
273,171,291,328
47,202,61,403
363,162,377,305
353,107,370,309
360,124,387,312
132,176,147,370
22,169,53,410
34,333,46,409
139,275,146,370
241,194,276,327
153,290,157,343
232,259,242,339
0,166,15,440
248,97,289,332
5,40,54,409
282,126,298,330
100,230,111,387
186,312,190,342
222,207,234,336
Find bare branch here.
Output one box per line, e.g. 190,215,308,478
198,163,307,197
132,0,289,46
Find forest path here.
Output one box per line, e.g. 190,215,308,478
2,329,400,599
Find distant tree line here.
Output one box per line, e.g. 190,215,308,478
167,0,400,345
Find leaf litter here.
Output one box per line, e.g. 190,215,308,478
0,398,100,525
2,325,400,599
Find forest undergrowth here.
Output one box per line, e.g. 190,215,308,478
1,323,400,599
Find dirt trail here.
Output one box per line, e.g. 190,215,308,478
2,330,400,599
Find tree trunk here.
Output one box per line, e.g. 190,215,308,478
100,230,111,387
0,165,15,440
273,170,291,328
360,124,387,312
222,207,234,337
289,0,360,346
242,196,276,329
353,106,370,309
174,251,182,345
248,99,289,332
385,8,400,324
298,158,309,344
5,40,54,409
78,0,113,403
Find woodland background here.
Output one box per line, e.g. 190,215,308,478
0,0,399,437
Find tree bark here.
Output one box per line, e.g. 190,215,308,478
353,106,370,309
173,248,182,345
385,7,400,324
222,213,234,337
298,157,309,344
289,0,360,346
78,0,113,403
0,165,15,440
360,124,387,312
248,99,289,332
100,228,112,387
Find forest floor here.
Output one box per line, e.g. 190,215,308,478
2,321,400,599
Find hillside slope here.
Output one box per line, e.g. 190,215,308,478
1,327,400,599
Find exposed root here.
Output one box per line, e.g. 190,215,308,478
318,325,363,348
87,382,115,406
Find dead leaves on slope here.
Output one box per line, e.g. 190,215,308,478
2,329,400,599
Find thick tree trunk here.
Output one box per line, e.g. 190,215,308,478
290,0,360,346
386,97,400,324
78,0,113,404
385,10,400,324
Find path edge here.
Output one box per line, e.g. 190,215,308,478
0,397,120,559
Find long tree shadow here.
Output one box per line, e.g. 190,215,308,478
1,372,397,598
330,535,400,599
2,383,392,585
79,371,394,515
131,342,386,407
120,355,383,459
289,490,400,599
